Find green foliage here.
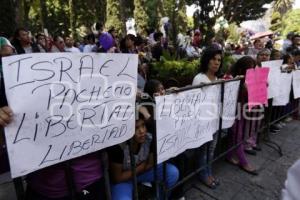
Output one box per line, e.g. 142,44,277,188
187,0,273,41
226,23,240,43
222,0,273,24
270,12,282,34
134,0,149,35
273,0,294,16
187,16,194,30
145,0,164,29
151,51,234,85
176,0,188,33
27,0,106,37
106,0,124,35
282,9,300,36
151,57,199,85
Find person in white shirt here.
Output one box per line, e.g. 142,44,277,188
192,47,223,189
64,36,80,53
83,34,96,53
50,36,65,52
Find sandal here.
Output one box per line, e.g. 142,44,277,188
209,176,220,186
226,158,239,166
239,165,259,176
200,178,217,189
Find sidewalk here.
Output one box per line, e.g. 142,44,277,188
1,121,300,200
185,120,300,200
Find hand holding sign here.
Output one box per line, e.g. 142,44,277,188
2,53,138,178
0,106,13,127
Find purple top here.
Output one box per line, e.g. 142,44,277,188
27,153,102,198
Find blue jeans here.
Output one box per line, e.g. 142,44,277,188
111,163,179,200
198,133,218,180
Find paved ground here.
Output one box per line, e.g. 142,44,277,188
185,120,300,200
0,120,299,200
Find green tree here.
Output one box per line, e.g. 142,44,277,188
273,0,294,16
145,0,165,30
282,9,300,36
0,0,16,37
226,23,240,43
134,0,149,35
186,0,273,43
106,0,124,35
69,0,76,38
176,0,188,34
270,11,282,34
222,0,273,24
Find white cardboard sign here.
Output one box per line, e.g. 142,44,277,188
2,53,138,178
155,85,221,164
262,60,283,99
222,81,240,129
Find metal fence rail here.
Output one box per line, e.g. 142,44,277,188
4,77,299,200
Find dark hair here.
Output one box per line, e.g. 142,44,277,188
95,22,103,31
120,34,136,52
125,34,136,42
230,56,256,77
137,112,146,121
292,34,300,41
13,27,28,39
292,49,300,56
135,35,145,46
153,32,163,42
36,33,45,40
144,79,163,98
53,35,62,42
86,34,95,42
283,54,293,64
270,49,282,60
198,47,223,74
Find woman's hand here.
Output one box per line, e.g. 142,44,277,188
0,106,13,127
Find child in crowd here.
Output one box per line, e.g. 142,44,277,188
226,56,258,175
108,113,179,200
192,47,223,189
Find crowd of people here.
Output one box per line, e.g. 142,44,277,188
0,22,300,200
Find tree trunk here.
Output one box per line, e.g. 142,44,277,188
39,0,48,30
23,0,31,28
69,0,76,38
95,0,107,24
119,0,127,33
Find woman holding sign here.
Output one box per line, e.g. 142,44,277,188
226,56,258,175
192,47,222,189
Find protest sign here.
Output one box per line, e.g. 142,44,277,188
245,68,269,110
222,80,240,129
262,60,283,99
2,53,138,178
273,72,292,106
292,70,300,99
155,85,220,164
